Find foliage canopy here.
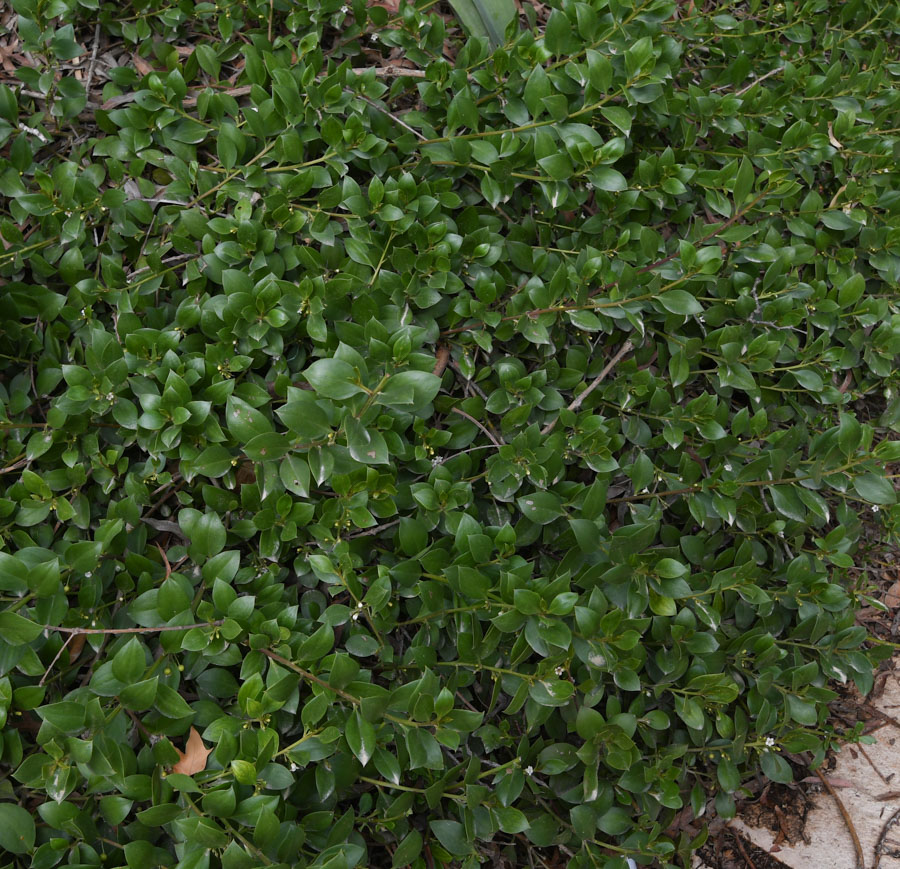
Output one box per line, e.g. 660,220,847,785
1,0,900,866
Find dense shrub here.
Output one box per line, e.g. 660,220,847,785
1,0,900,866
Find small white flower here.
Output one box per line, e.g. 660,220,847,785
873,505,880,513
555,666,564,676
370,32,378,42
290,762,299,772
765,737,776,747
85,571,92,578
525,765,534,776
351,612,360,621
339,4,348,11
724,463,732,471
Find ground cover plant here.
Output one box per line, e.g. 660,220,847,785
1,0,899,866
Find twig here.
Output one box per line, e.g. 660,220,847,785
350,65,427,79
38,633,74,686
541,339,634,435
45,620,223,635
144,480,186,519
345,519,401,539
187,140,278,208
864,703,900,733
84,22,102,95
125,708,152,739
156,542,172,579
183,86,251,108
344,88,426,141
142,517,185,539
450,406,503,446
587,198,762,299
875,807,900,868
730,830,757,869
815,767,865,869
0,454,28,474
449,360,489,401
734,66,784,98
858,743,890,785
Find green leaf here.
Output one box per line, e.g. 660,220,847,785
377,371,442,411
0,552,29,593
589,167,627,191
516,491,564,525
191,444,234,478
674,695,705,730
0,803,35,853
544,10,573,56
430,820,472,857
839,273,865,307
244,432,290,462
112,637,146,683
231,759,257,785
523,65,551,118
155,684,194,719
448,0,515,48
853,473,896,505
0,612,42,645
539,154,574,181
447,87,480,132
179,509,227,560
659,290,703,316
304,359,366,401
759,750,793,784
225,395,273,442
345,709,376,766
392,830,423,868
495,805,529,833
600,106,632,135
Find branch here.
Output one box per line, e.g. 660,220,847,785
45,620,223,635
815,767,865,869
440,193,768,337
541,340,635,435
450,406,504,446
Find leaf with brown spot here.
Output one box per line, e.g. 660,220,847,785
171,727,212,776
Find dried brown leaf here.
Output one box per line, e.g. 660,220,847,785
67,632,86,664
132,52,154,77
171,726,212,776
885,579,900,609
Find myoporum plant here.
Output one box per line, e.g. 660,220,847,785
0,0,899,866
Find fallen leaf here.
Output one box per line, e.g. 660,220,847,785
132,52,154,77
172,727,212,776
67,632,86,664
827,121,842,150
800,776,853,788
885,579,900,609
